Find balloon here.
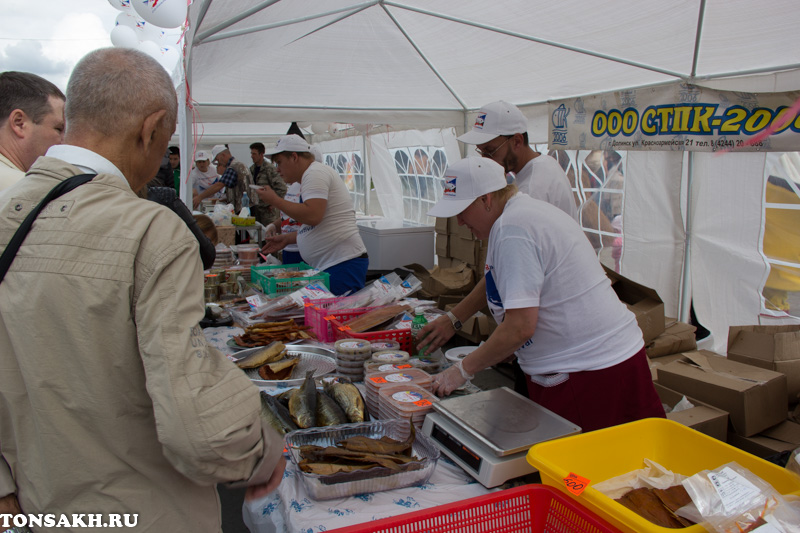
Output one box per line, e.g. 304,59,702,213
353,124,369,134
110,25,139,49
131,0,187,29
159,46,180,72
311,122,328,134
296,121,311,129
115,12,139,29
136,40,162,62
133,20,164,45
108,0,131,12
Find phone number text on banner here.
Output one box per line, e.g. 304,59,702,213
549,83,800,152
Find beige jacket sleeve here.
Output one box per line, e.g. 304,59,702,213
133,233,283,486
0,456,15,498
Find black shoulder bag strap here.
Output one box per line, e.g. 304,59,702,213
0,173,96,283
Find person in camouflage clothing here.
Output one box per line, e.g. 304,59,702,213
249,142,287,227
192,144,253,215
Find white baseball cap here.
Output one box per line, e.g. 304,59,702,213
195,150,211,162
457,100,528,145
309,144,323,163
211,145,229,160
427,157,507,218
265,134,312,156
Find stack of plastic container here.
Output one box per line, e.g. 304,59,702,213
407,355,443,374
370,339,401,353
378,383,439,429
371,349,410,365
334,339,372,381
363,361,412,375
364,368,432,419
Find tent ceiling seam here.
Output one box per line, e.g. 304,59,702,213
196,0,380,45
383,1,687,80
288,4,373,45
194,0,282,43
382,3,468,111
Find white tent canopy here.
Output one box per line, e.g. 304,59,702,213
181,0,800,354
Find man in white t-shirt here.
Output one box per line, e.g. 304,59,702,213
458,100,578,221
255,135,368,295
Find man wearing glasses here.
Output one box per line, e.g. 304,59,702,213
458,100,578,221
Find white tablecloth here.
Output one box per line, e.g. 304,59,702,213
242,454,490,533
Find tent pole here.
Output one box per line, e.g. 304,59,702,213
363,132,370,215
678,151,695,323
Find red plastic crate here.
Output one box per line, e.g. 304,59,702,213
330,307,413,352
303,297,355,342
326,484,620,533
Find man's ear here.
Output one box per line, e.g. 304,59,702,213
8,109,29,139
140,109,168,151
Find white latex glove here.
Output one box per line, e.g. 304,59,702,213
431,364,468,397
265,223,277,237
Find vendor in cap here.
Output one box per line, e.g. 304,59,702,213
419,157,665,432
192,144,255,214
253,134,368,295
189,150,221,199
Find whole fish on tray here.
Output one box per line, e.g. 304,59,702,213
316,391,348,427
289,371,318,428
235,342,286,369
259,391,298,435
323,381,368,423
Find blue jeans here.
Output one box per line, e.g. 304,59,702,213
324,255,368,296
282,250,304,266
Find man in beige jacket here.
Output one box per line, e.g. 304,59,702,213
0,71,65,192
0,48,284,532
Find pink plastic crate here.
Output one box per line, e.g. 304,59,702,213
330,308,413,352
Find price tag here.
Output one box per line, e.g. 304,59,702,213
370,377,388,384
563,472,590,495
324,315,336,321
396,364,412,369
414,400,432,407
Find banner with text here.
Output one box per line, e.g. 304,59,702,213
548,83,800,152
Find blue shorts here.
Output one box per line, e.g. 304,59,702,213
282,250,304,266
324,255,368,296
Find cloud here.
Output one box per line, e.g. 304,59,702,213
0,40,70,75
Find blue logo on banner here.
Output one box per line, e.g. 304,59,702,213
551,104,569,146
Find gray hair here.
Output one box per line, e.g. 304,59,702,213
0,71,65,125
65,48,177,137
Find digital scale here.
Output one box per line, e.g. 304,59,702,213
422,387,581,488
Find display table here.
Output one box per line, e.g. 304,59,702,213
243,453,490,533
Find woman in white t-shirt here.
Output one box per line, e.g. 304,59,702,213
418,157,665,433
189,150,221,198
254,135,368,295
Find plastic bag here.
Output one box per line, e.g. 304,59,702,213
681,462,800,533
594,458,689,500
787,447,800,477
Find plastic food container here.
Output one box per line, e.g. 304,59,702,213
378,384,438,429
250,262,330,296
364,368,432,419
527,417,800,533
284,418,440,501
371,350,410,363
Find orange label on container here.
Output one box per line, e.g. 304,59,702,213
396,364,412,369
414,400,432,407
563,473,590,495
325,315,336,321
370,377,388,384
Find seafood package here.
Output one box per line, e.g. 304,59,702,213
257,373,369,436
335,339,372,381
364,368,432,419
371,350,410,363
370,339,401,353
285,418,440,500
363,361,413,375
378,384,438,430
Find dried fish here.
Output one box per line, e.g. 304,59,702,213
257,356,299,380
259,391,288,435
324,381,367,423
235,341,286,369
289,371,318,428
337,423,415,455
261,391,298,434
316,391,348,427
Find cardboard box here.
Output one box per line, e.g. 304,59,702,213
450,236,480,264
436,255,454,269
216,225,235,246
447,217,474,240
727,325,800,405
435,233,449,257
456,312,498,343
656,350,788,437
405,262,474,297
654,383,728,441
434,216,448,234
648,353,688,381
603,265,665,343
727,420,800,458
646,318,697,359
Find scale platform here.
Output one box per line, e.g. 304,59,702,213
422,387,580,487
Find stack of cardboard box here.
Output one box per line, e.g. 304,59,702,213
651,325,800,458
434,217,487,281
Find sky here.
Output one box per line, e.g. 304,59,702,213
0,0,182,91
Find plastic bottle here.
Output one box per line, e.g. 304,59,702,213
410,307,428,358
239,192,251,217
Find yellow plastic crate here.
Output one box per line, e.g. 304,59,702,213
527,418,800,533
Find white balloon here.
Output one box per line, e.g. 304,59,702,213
108,0,131,12
110,25,139,49
159,46,180,71
296,121,311,129
353,124,369,134
133,20,164,45
115,12,139,29
311,122,328,134
136,40,162,62
131,0,187,29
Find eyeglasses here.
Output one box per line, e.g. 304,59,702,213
475,137,511,158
